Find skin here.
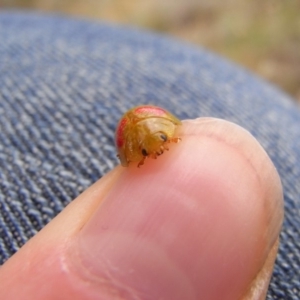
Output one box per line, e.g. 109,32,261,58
0,118,283,300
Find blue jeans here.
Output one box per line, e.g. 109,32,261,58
0,12,299,299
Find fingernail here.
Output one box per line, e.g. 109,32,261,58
73,118,284,299
242,238,279,300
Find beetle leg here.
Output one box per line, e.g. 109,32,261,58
137,156,146,168
151,153,158,159
170,137,181,143
157,145,164,155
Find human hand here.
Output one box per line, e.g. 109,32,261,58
0,118,283,300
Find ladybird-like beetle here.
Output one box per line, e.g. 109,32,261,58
115,105,181,167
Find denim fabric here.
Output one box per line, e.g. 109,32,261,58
0,12,299,299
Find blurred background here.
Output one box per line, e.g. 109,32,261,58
1,0,300,102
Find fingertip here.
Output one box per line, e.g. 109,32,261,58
73,118,283,299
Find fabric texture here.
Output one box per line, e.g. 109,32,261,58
0,12,299,299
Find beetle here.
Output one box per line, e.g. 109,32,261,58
115,105,181,167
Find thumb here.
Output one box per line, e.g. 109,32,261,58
0,118,283,300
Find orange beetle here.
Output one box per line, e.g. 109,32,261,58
115,105,181,167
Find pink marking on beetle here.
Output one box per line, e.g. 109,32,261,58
134,106,167,117
116,117,127,148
